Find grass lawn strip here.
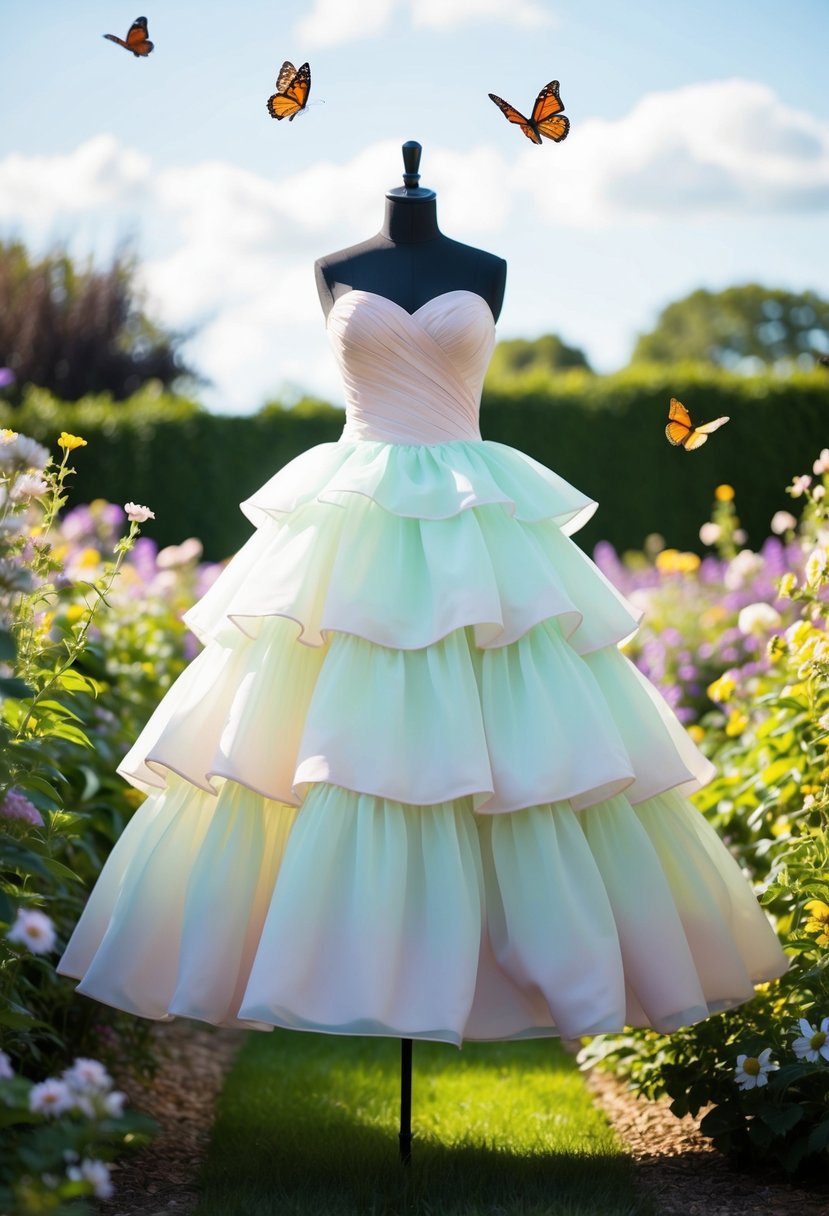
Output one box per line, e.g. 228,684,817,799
195,1030,651,1216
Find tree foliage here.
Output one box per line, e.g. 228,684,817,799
0,240,194,403
632,284,829,369
487,333,592,380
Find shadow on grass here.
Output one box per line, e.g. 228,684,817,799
195,1032,652,1216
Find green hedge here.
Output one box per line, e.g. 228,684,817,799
482,362,827,554
1,368,825,560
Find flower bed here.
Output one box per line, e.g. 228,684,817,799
0,426,221,1212
583,456,829,1177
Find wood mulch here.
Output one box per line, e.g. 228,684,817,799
100,1023,829,1216
586,1067,829,1216
101,1021,242,1216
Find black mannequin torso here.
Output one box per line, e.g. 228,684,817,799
315,143,507,323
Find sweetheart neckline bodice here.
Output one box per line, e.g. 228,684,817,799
325,287,497,445
326,288,495,330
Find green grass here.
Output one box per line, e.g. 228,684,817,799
195,1031,651,1216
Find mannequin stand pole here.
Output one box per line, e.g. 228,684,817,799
399,1037,413,1164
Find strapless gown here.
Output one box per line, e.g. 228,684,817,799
59,290,787,1043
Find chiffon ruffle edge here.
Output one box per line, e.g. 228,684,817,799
58,438,788,1043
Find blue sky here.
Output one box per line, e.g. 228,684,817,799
1,0,828,412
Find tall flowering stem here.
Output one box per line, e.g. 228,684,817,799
14,518,145,742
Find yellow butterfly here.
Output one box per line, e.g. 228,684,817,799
267,61,311,121
665,398,730,450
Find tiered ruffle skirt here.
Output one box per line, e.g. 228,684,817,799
59,439,788,1043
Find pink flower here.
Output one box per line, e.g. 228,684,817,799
771,510,797,535
813,449,829,476
63,1057,112,1093
0,789,45,826
124,502,155,524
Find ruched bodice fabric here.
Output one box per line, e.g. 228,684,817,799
330,290,495,445
59,286,787,1044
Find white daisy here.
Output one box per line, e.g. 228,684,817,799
737,602,782,636
792,1016,829,1063
103,1089,128,1118
29,1078,74,1116
734,1047,777,1090
6,908,57,955
67,1158,114,1200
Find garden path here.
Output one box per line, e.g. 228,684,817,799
101,1022,828,1216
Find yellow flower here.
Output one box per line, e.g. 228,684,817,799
66,604,86,624
725,709,749,737
75,547,101,569
770,818,790,838
57,432,87,451
805,547,827,588
701,605,727,628
778,572,797,599
655,549,701,575
0,428,18,444
715,484,735,502
708,674,736,703
686,724,705,744
766,635,786,662
804,899,829,947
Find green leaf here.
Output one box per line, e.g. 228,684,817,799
45,722,93,748
40,856,82,883
0,676,35,699
758,1104,804,1134
0,1007,43,1029
33,699,84,722
56,668,99,694
807,1119,829,1153
747,1118,774,1149
15,773,63,806
700,1104,743,1137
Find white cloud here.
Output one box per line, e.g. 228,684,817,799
514,78,829,228
411,0,552,31
0,135,150,226
297,0,553,48
296,0,395,50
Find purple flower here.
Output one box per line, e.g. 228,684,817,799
0,368,15,389
0,789,44,826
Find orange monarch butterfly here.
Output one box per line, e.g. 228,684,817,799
267,61,311,121
103,16,153,57
665,398,730,450
488,80,569,145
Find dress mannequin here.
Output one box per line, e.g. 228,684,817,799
315,141,507,322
